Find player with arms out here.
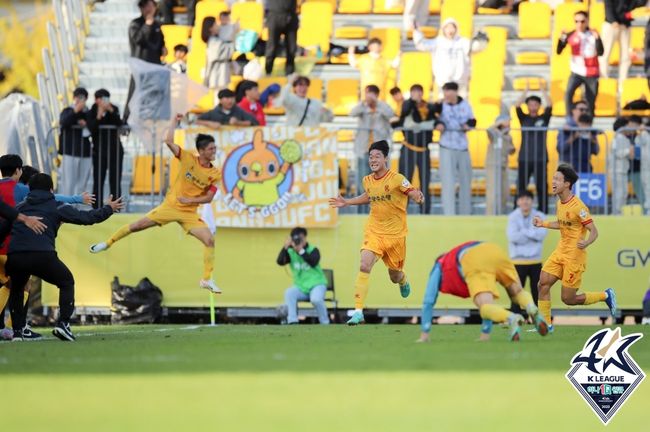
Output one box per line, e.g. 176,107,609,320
533,163,616,330
329,140,424,325
90,118,223,293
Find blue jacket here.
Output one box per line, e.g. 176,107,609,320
506,208,547,263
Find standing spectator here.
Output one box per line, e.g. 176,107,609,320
600,0,646,91
515,83,553,214
557,113,600,173
237,81,266,126
277,227,330,325
403,0,430,32
124,0,166,123
202,16,235,103
217,11,239,43
557,10,603,116
395,84,436,214
264,0,299,76
389,86,404,119
350,85,395,194
59,87,92,196
506,190,547,311
348,38,400,100
413,18,477,98
486,114,515,215
196,89,258,130
630,115,650,212
609,117,634,215
169,44,188,74
435,82,477,215
279,75,333,127
87,89,124,209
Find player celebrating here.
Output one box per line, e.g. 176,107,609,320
329,140,424,325
417,242,548,343
90,119,222,293
533,164,616,329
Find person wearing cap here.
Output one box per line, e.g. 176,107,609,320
59,87,92,196
280,74,334,127
486,114,515,215
196,88,259,130
237,80,266,126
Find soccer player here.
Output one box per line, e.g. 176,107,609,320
417,242,548,343
90,119,222,293
329,140,424,325
533,163,616,330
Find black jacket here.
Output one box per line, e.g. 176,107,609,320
266,0,297,14
87,103,123,153
59,107,91,157
4,190,114,254
605,0,646,26
395,99,437,128
276,243,321,267
128,16,165,64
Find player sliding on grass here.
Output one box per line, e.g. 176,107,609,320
90,118,223,293
533,164,616,331
417,242,549,343
329,140,424,325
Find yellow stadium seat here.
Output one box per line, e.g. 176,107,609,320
334,26,369,39
302,0,336,12
392,130,404,143
194,1,228,31
429,0,441,14
621,77,650,114
193,90,215,113
609,26,646,65
515,52,549,65
338,0,371,14
130,156,168,194
336,130,355,143
398,52,432,99
553,3,587,39
326,79,360,116
594,78,617,117
161,25,192,64
477,7,510,15
297,2,333,54
373,0,403,14
307,78,323,101
259,76,288,115
589,1,605,32
518,2,551,39
441,0,474,39
368,28,401,61
231,2,263,34
513,77,547,91
406,26,437,39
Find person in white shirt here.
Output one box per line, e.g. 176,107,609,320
280,74,334,127
609,117,635,215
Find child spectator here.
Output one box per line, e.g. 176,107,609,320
237,81,266,126
169,44,188,74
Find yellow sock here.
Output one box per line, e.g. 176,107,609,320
398,273,408,287
538,300,552,324
6,290,29,329
514,290,534,311
354,272,371,310
203,246,215,280
107,225,132,247
479,303,511,323
584,292,607,305
0,286,9,313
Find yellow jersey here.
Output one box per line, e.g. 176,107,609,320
164,148,221,211
363,170,413,238
554,195,593,262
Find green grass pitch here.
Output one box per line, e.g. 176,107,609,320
1,324,648,431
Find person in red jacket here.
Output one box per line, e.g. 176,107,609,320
237,80,266,126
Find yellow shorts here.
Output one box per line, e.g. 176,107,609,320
145,204,207,233
460,243,519,299
0,254,7,285
542,250,585,289
361,234,406,271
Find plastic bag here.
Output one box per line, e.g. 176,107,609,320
236,30,259,54
111,277,163,324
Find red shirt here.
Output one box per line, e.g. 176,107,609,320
238,98,266,126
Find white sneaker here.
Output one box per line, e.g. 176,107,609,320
642,317,650,325
89,242,109,253
200,279,222,294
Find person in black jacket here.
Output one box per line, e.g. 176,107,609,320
264,0,299,75
59,87,92,196
88,89,124,208
4,174,123,341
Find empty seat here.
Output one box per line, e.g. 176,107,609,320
297,2,333,54
608,26,646,65
518,2,551,39
334,26,369,39
368,28,401,60
194,1,228,31
621,77,650,114
338,0,371,14
373,0,403,14
406,26,437,39
594,78,617,117
553,3,587,40
429,0,441,14
441,0,474,38
589,1,605,32
307,78,323,101
398,52,432,99
302,0,337,12
326,79,360,116
130,156,169,194
161,25,192,64
231,1,263,34
513,77,547,90
515,51,550,65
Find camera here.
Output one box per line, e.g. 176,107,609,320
291,233,302,245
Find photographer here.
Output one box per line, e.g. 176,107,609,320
277,227,329,325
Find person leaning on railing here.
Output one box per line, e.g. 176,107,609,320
58,87,92,197
486,114,515,215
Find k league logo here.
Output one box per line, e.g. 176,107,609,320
566,328,645,425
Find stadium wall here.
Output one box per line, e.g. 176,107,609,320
43,215,650,310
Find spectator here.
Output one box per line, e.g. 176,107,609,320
557,10,603,116
196,89,258,129
277,227,329,325
279,75,334,127
403,0,430,32
506,190,547,311
217,11,239,42
169,44,188,74
202,16,235,102
435,82,477,215
348,38,400,98
609,117,634,215
600,0,646,91
350,85,395,194
389,86,404,119
630,115,650,212
237,80,266,126
557,100,589,159
87,89,124,209
514,82,553,214
557,113,599,173
158,0,175,25
396,84,436,214
413,18,478,98
486,114,515,215
59,87,92,196
124,0,166,123
265,0,299,75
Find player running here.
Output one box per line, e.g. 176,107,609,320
329,140,424,325
90,119,223,293
417,241,548,343
533,164,616,330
